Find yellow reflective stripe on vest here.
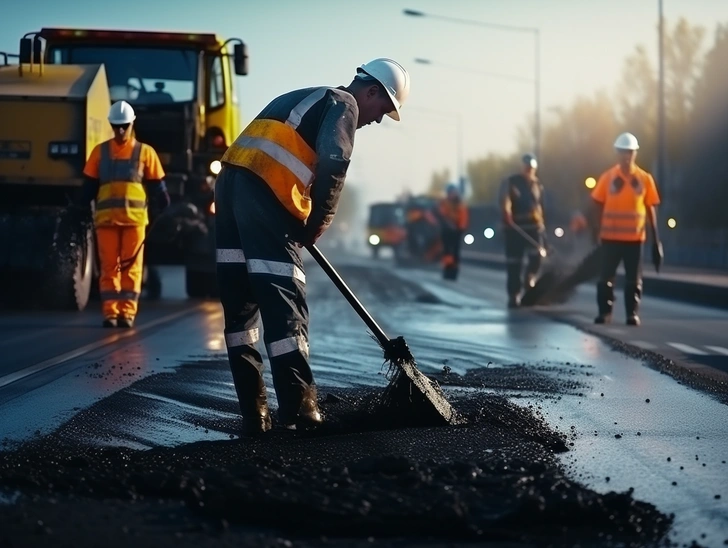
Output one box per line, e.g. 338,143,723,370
222,118,317,221
94,141,148,226
221,88,336,221
600,211,646,240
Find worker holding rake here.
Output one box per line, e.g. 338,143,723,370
214,59,411,435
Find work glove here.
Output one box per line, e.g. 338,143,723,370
652,240,664,273
299,223,327,248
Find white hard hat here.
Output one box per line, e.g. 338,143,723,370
108,100,136,124
357,58,410,121
614,132,639,151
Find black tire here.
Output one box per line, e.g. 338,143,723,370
46,225,95,311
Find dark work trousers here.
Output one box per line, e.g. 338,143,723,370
504,226,543,297
214,165,312,425
441,227,462,280
596,240,643,318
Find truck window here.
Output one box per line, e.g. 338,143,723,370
369,204,405,228
208,55,225,109
47,45,198,105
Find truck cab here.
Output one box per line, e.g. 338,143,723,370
39,27,249,298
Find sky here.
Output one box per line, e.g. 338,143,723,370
2,0,728,209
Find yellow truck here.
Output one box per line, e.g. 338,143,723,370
0,28,249,309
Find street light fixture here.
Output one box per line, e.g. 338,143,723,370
403,8,541,160
414,57,535,85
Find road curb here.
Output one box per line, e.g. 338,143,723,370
461,252,728,311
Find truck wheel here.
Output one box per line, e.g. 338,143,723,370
47,225,94,311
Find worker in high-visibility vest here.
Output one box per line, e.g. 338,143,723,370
215,59,410,435
437,183,469,280
499,153,545,308
591,132,664,326
78,101,170,328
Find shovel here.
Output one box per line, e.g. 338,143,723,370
306,244,459,426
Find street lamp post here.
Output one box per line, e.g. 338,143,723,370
404,9,541,160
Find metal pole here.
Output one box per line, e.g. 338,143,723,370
457,112,465,195
534,29,541,161
657,0,666,196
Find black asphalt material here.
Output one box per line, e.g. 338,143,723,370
0,356,674,547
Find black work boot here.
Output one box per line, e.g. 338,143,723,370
625,282,642,326
117,316,135,328
231,364,272,436
102,318,118,328
594,281,614,324
297,385,323,430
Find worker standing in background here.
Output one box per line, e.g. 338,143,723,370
437,183,469,280
499,153,545,308
77,100,170,328
591,132,663,326
215,59,410,435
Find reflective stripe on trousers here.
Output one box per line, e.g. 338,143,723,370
214,165,313,422
96,225,145,319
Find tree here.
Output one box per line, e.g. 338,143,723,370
681,23,728,227
426,168,451,197
614,45,657,170
664,18,706,167
466,152,518,205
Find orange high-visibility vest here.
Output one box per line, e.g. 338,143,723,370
438,199,469,230
94,141,148,226
592,164,660,242
220,89,337,221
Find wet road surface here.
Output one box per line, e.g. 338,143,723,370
0,255,727,547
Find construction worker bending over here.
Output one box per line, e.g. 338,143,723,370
437,183,469,280
78,100,170,328
499,153,545,308
591,132,663,326
215,59,410,435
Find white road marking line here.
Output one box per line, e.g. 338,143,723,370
630,340,657,350
705,346,728,356
667,342,709,356
604,327,625,335
0,304,212,390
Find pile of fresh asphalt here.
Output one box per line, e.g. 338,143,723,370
0,376,674,547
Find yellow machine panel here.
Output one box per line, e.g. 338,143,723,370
0,64,113,185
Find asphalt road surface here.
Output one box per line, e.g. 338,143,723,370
0,254,726,547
